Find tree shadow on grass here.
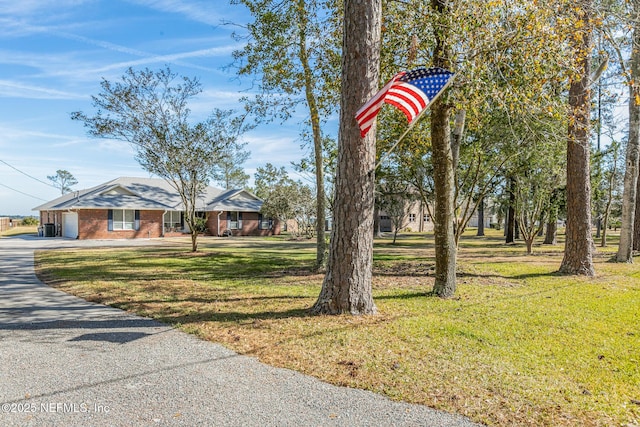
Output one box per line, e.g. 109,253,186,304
374,281,586,307
155,307,314,326
458,270,563,281
108,294,313,307
375,292,433,300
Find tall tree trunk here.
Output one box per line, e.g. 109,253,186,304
559,0,595,275
617,0,640,262
506,178,516,243
476,197,485,236
431,103,456,297
312,0,380,315
634,177,640,251
544,220,557,245
297,0,328,270
544,190,559,244
601,209,610,247
542,211,558,245
602,143,619,247
430,0,457,298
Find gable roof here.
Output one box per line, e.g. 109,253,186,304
207,189,263,212
33,177,263,213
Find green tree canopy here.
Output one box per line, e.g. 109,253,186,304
71,67,250,251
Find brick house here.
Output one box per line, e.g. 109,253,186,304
33,177,279,239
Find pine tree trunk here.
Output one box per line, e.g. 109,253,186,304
634,177,640,251
476,197,485,236
430,0,457,298
544,191,559,244
559,0,595,275
506,207,515,243
617,0,640,262
312,0,380,315
431,101,457,298
506,178,515,243
544,220,557,245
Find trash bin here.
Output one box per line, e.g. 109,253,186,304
44,223,56,237
37,226,44,237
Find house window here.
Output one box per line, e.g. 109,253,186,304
228,212,243,230
109,209,138,231
164,211,183,232
424,214,429,222
258,214,271,230
409,213,416,222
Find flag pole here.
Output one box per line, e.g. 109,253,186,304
373,73,456,172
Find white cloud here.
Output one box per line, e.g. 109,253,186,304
0,79,86,100
0,125,82,143
86,46,234,74
0,18,235,80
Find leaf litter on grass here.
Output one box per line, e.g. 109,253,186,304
35,231,640,426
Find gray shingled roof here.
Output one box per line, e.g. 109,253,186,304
207,189,263,212
33,177,263,213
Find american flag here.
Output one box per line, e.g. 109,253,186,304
355,67,455,138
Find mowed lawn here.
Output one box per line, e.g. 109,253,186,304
35,230,640,426
0,225,37,237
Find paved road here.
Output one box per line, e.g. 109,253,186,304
0,235,481,426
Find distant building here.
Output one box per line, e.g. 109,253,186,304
378,199,495,234
378,199,434,233
0,217,9,233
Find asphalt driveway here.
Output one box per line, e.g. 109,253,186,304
0,235,481,426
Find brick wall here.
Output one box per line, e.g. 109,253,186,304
36,209,280,239
40,211,62,236
207,211,281,237
77,209,164,239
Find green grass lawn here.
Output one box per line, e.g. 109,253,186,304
0,225,37,237
35,230,640,426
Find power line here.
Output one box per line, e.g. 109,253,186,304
0,182,47,201
0,158,56,188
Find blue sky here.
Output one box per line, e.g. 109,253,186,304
0,0,315,216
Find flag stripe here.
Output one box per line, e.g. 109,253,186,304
355,67,454,137
386,99,419,122
385,85,429,120
355,72,404,121
355,72,405,137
